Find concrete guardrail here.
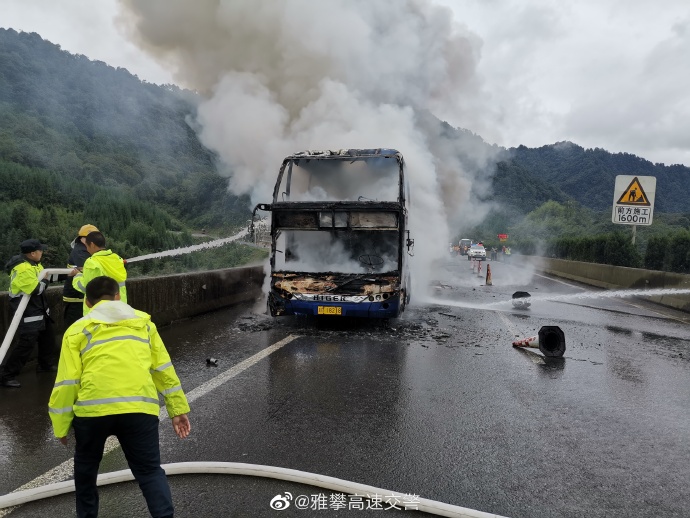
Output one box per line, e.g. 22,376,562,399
522,256,690,313
0,265,266,339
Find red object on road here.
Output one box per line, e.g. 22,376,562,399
512,336,538,348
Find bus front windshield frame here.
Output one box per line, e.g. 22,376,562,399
276,156,401,203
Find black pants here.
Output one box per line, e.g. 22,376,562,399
73,413,174,518
63,302,84,330
1,321,56,379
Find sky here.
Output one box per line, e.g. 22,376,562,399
2,0,689,167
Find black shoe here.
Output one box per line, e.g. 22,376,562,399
1,378,21,388
36,365,58,373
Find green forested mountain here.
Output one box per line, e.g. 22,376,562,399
436,124,690,217
490,159,570,212
508,142,690,213
0,28,257,286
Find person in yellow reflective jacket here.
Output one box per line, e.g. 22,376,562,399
49,276,191,518
72,231,127,315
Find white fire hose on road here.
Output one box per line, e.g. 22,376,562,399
0,462,508,518
0,268,72,366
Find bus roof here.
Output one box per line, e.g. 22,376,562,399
287,148,402,159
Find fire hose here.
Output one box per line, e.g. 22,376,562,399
0,462,508,518
0,268,72,366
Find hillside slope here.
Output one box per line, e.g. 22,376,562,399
509,142,690,213
0,29,255,267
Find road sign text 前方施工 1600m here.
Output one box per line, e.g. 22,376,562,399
614,207,651,224
612,175,656,226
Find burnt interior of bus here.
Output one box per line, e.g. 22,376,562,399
270,207,402,297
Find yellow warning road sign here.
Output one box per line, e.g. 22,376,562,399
612,175,656,226
616,177,650,206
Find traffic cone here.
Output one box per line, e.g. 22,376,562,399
472,260,477,273
486,264,492,285
512,336,538,348
538,326,566,357
477,261,483,276
512,327,566,357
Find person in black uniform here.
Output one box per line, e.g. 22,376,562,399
2,240,66,387
62,224,99,329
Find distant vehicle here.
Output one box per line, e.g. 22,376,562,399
251,148,413,319
459,238,472,255
468,244,486,261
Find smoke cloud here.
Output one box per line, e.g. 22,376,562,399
117,0,500,295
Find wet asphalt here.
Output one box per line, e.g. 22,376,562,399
1,258,689,517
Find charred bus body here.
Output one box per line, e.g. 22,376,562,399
251,149,413,318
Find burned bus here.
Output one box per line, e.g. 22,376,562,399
251,148,413,318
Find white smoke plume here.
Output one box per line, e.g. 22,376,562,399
117,0,499,295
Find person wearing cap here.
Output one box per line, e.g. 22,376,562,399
62,224,99,329
72,231,127,315
1,239,75,387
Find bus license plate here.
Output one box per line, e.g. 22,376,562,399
318,306,342,315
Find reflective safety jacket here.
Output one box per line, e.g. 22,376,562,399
4,255,49,331
48,300,190,438
73,249,127,315
63,240,90,303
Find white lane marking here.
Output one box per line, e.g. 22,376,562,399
615,299,690,325
531,272,585,290
496,312,523,339
178,334,299,408
534,272,690,324
496,312,546,365
0,334,300,516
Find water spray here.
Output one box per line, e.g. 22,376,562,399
126,228,249,264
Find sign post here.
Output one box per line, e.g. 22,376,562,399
611,175,656,244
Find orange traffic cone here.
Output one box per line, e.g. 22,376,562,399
486,264,492,285
512,327,566,357
512,336,538,348
477,261,483,276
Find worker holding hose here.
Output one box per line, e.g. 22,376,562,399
1,239,75,388
72,231,127,315
49,276,191,518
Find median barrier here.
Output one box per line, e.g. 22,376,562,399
0,265,266,338
521,256,690,312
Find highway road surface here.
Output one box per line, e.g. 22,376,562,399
1,258,689,517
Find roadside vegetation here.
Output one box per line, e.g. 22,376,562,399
465,200,690,273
